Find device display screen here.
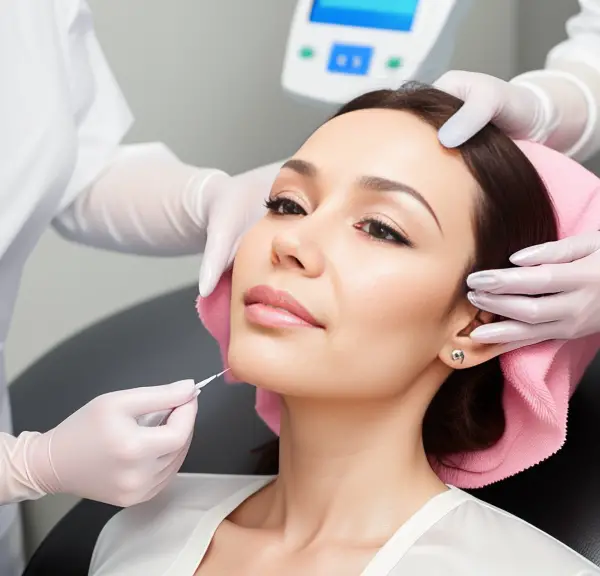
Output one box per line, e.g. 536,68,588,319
310,0,420,32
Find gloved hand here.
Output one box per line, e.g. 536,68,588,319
198,162,283,297
27,379,198,507
466,232,600,347
433,70,552,147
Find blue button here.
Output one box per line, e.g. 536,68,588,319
327,44,373,76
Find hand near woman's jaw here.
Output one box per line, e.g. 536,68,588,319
465,232,600,349
26,380,198,507
198,163,284,298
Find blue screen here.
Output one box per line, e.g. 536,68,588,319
310,0,419,32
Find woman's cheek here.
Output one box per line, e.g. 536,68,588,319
350,257,460,314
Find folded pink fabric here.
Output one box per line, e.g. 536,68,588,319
196,140,600,488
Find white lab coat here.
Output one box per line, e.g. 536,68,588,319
89,473,600,575
521,0,600,161
0,1,131,573
555,0,600,79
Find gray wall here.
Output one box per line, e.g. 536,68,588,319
516,0,578,73
11,0,530,557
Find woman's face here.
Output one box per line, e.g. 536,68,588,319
228,109,484,400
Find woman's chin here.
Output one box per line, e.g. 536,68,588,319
228,352,292,392
227,342,311,395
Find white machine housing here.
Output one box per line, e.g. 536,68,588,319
282,0,470,105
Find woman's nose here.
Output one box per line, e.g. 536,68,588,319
271,231,325,278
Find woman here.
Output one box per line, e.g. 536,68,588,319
88,85,600,575
434,0,600,347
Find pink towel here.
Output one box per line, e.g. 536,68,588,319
196,140,600,488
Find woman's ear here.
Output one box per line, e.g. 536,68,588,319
438,299,505,370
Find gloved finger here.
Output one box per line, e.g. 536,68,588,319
470,319,560,344
141,476,174,504
155,430,193,472
226,236,243,272
141,457,185,503
119,380,196,417
140,437,192,502
157,434,192,475
433,74,497,147
199,226,236,297
467,291,574,324
139,397,197,456
510,233,600,266
436,95,495,148
467,262,581,295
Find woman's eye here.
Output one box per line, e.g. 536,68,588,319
264,197,307,216
357,219,411,246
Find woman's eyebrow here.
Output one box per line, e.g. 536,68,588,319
359,175,442,234
280,160,442,234
281,159,317,178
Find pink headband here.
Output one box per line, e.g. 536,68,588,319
196,140,600,488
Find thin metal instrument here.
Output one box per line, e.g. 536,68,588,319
137,369,230,427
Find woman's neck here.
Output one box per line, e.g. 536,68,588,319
248,394,447,546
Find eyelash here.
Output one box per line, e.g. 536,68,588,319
264,196,412,247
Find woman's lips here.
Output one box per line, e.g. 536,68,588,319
243,285,323,329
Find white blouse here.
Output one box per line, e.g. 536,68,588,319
89,473,600,575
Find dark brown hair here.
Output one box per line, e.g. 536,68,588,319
254,82,558,474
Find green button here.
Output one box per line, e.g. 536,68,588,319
299,46,315,59
387,57,403,69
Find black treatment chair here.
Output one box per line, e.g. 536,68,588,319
10,285,600,575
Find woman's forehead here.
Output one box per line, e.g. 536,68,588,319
292,109,479,233
297,110,469,181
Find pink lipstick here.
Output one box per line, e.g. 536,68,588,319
243,285,323,329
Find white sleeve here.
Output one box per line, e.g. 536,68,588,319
53,143,226,256
53,145,283,256
510,0,600,162
0,432,47,504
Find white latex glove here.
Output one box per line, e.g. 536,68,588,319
466,232,600,346
198,161,283,297
433,69,595,158
433,70,553,147
25,380,197,507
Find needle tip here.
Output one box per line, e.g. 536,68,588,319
195,368,231,390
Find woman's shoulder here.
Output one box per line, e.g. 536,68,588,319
425,491,600,575
89,473,271,575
